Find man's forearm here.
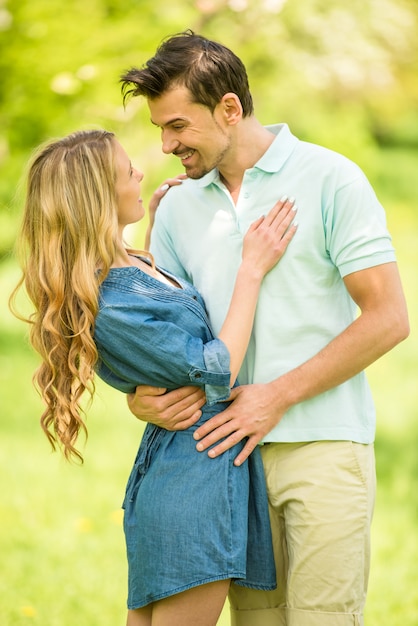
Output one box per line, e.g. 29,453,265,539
193,263,409,464
273,300,409,412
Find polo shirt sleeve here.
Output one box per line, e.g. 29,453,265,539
324,169,396,277
94,301,231,405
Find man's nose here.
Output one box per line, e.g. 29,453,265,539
161,129,179,155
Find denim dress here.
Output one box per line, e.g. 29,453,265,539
94,263,276,609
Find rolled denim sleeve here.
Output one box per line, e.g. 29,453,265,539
195,337,231,404
94,299,231,405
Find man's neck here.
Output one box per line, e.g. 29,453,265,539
219,119,275,203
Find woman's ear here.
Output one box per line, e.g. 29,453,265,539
219,93,243,125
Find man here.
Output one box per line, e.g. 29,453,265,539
120,31,409,626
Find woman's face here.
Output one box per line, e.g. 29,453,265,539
114,139,145,229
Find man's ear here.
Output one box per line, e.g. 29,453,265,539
219,93,243,125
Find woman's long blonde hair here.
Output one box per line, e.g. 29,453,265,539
11,129,121,462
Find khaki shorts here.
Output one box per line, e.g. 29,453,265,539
229,441,376,626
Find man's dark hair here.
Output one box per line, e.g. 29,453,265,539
120,30,254,117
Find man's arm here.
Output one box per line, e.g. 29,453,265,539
127,385,206,430
193,261,409,465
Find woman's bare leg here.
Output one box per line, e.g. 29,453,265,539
126,604,152,626
153,580,230,626
126,579,230,626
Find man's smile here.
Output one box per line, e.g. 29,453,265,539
176,149,195,162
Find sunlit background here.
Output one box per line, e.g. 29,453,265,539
0,1,417,624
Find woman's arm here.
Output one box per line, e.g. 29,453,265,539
96,199,296,396
218,198,297,384
145,176,187,250
125,198,296,427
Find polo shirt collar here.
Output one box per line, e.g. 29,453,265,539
197,123,298,188
257,123,299,172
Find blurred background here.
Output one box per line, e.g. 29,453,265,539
0,0,417,624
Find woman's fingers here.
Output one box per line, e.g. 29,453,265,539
262,196,292,223
263,196,295,229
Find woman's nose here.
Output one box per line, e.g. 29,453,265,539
133,169,144,182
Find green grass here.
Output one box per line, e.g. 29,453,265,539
1,147,417,625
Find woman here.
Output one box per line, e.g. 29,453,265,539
11,129,297,626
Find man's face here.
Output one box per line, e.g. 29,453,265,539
148,86,232,179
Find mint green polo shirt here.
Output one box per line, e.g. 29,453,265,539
150,124,396,443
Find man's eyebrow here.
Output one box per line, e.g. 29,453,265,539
150,117,187,128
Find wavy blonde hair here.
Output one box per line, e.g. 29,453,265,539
11,129,123,462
